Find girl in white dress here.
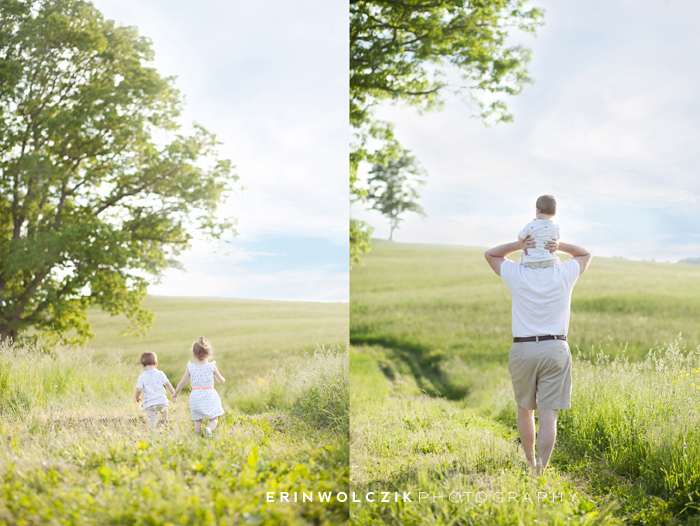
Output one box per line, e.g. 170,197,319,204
172,336,225,436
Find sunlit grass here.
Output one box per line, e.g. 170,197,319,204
0,329,349,524
350,345,619,525
558,338,700,516
87,295,349,386
350,240,700,524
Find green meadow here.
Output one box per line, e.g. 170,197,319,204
350,240,700,525
0,297,349,525
88,295,348,388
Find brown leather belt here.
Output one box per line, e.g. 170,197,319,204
513,335,566,343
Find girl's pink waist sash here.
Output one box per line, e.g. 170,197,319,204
191,386,213,390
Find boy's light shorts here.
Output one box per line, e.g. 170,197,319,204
507,340,572,410
144,403,168,426
520,256,562,269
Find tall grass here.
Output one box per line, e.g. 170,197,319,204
232,340,350,434
350,346,619,525
559,338,700,516
0,340,134,429
0,338,350,525
350,241,700,524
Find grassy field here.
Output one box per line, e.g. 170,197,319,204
0,297,349,525
350,240,700,525
88,295,348,384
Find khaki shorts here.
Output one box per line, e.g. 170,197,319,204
519,256,562,269
144,403,168,426
507,340,572,410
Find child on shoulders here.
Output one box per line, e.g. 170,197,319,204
518,194,561,269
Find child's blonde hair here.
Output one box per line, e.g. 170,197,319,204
192,336,212,360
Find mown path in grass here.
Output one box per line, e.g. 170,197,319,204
351,345,620,525
1,298,350,525
350,241,700,525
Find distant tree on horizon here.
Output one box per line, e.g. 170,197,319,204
0,0,238,342
366,151,426,241
349,0,544,263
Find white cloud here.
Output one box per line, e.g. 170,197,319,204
151,265,348,302
355,1,700,262
90,0,349,299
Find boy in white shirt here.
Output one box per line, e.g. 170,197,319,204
135,351,175,428
518,194,561,269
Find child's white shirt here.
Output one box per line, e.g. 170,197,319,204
136,370,170,408
518,219,559,262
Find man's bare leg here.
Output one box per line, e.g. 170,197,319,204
517,405,536,470
536,408,558,475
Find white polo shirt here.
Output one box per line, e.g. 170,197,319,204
136,370,170,408
500,259,580,338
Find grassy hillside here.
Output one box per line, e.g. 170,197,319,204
88,296,348,384
350,240,700,525
1,297,349,525
351,240,700,401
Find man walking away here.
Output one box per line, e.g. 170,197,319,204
484,237,592,474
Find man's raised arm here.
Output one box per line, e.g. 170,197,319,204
557,242,593,276
484,239,532,277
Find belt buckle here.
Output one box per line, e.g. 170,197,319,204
535,336,539,343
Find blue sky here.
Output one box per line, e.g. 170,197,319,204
352,0,700,262
92,0,348,301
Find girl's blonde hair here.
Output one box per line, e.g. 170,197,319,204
192,336,212,360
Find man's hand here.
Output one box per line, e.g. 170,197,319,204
521,236,536,251
545,238,560,253
517,235,537,256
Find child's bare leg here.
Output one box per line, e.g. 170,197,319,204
194,419,203,434
161,408,169,424
146,407,157,429
207,417,218,431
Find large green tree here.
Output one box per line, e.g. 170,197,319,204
350,0,544,259
0,0,237,342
